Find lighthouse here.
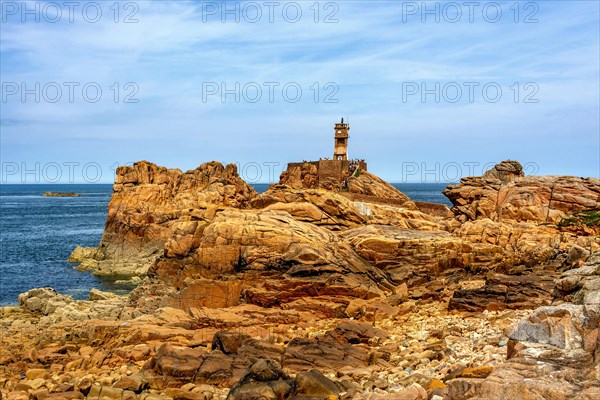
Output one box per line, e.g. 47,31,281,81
333,118,349,161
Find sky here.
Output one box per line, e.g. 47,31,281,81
1,0,599,183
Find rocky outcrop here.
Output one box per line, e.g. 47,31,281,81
341,219,596,306
80,160,598,317
436,161,600,312
250,186,441,232
277,162,412,205
555,249,600,305
134,207,395,315
16,287,133,323
138,321,386,391
444,160,600,224
277,162,320,190
446,251,600,400
447,217,599,311
60,159,600,324
347,170,412,203
7,157,600,400
448,273,556,312
123,177,469,316
250,187,368,229
69,161,257,277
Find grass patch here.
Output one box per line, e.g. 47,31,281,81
558,210,600,228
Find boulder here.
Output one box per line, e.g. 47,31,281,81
226,359,292,400
347,170,412,203
18,288,72,315
112,374,147,393
212,331,252,355
251,187,367,229
481,160,524,183
227,360,342,400
292,369,340,398
282,335,370,372
67,246,98,263
141,343,207,388
89,288,119,301
327,320,389,345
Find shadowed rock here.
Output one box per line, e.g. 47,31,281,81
446,250,600,400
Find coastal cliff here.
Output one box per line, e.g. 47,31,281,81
72,160,600,312
444,160,600,224
2,160,599,400
70,161,257,277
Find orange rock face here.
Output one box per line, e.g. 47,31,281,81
277,161,413,205
444,160,600,224
5,158,600,400
64,159,600,317
137,207,395,313
71,161,257,276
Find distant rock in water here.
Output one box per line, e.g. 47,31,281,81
43,191,84,197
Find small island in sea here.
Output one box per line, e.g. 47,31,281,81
1,119,599,400
43,192,84,197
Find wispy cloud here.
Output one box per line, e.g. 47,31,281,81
1,0,598,183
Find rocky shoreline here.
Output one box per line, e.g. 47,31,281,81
1,160,599,400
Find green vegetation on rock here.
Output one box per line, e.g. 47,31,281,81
558,210,600,228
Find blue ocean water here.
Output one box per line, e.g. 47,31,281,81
0,183,451,305
0,184,114,305
393,183,452,206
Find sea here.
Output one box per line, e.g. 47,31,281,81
0,183,452,306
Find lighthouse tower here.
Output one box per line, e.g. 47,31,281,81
333,118,349,160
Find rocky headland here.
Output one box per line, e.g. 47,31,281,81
1,159,599,400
